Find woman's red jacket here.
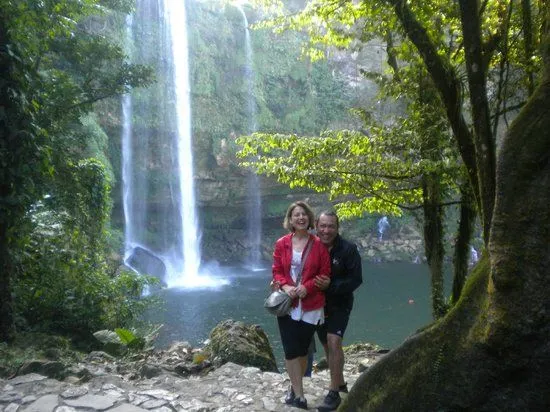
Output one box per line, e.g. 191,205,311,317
272,233,331,311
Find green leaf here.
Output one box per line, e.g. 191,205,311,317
114,328,136,345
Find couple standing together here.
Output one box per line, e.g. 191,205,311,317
272,201,363,411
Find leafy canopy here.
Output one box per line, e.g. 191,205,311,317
240,0,542,221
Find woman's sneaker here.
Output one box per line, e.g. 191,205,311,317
317,389,341,411
293,396,308,410
285,386,296,405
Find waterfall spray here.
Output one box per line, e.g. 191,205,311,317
163,0,202,286
237,5,263,270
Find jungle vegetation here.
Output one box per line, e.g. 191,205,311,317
0,0,156,344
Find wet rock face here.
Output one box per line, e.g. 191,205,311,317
205,319,279,372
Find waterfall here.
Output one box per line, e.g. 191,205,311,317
163,0,203,286
122,0,225,288
238,5,263,270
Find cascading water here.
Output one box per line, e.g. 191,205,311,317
238,6,263,270
122,0,226,288
163,0,204,287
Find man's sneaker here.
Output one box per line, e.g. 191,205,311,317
293,396,308,410
285,386,295,405
317,390,341,411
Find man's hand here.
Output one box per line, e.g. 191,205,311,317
314,275,330,291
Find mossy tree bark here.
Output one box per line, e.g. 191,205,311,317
341,24,550,411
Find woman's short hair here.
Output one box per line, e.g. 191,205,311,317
283,201,315,232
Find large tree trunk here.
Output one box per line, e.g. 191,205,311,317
486,36,550,386
341,43,550,412
387,0,483,235
459,0,496,239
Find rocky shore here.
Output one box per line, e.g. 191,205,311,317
1,328,388,412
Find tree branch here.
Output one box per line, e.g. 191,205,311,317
385,0,482,228
459,0,496,241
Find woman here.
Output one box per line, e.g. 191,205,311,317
272,200,331,409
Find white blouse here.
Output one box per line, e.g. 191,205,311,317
289,249,324,325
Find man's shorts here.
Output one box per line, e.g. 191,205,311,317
317,305,351,344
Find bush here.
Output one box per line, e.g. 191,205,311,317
13,159,159,341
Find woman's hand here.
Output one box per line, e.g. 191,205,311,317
270,280,281,291
295,285,307,299
283,285,298,298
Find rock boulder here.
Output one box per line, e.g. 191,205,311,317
205,319,278,372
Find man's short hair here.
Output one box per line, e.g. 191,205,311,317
316,210,339,228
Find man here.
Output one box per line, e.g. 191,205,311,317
314,211,363,411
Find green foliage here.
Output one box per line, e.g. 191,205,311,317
250,26,354,135
13,159,158,337
115,325,162,352
99,0,135,14
258,0,544,138
115,328,139,346
237,120,460,218
188,1,358,153
4,0,153,130
215,2,353,135
0,0,155,341
66,113,115,182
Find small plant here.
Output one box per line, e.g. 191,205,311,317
93,324,163,357
192,352,207,364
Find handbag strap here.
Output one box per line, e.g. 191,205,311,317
295,237,313,286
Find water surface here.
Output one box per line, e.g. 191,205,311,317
146,262,446,363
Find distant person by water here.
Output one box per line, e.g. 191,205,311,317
377,216,390,241
271,201,331,409
314,210,363,411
